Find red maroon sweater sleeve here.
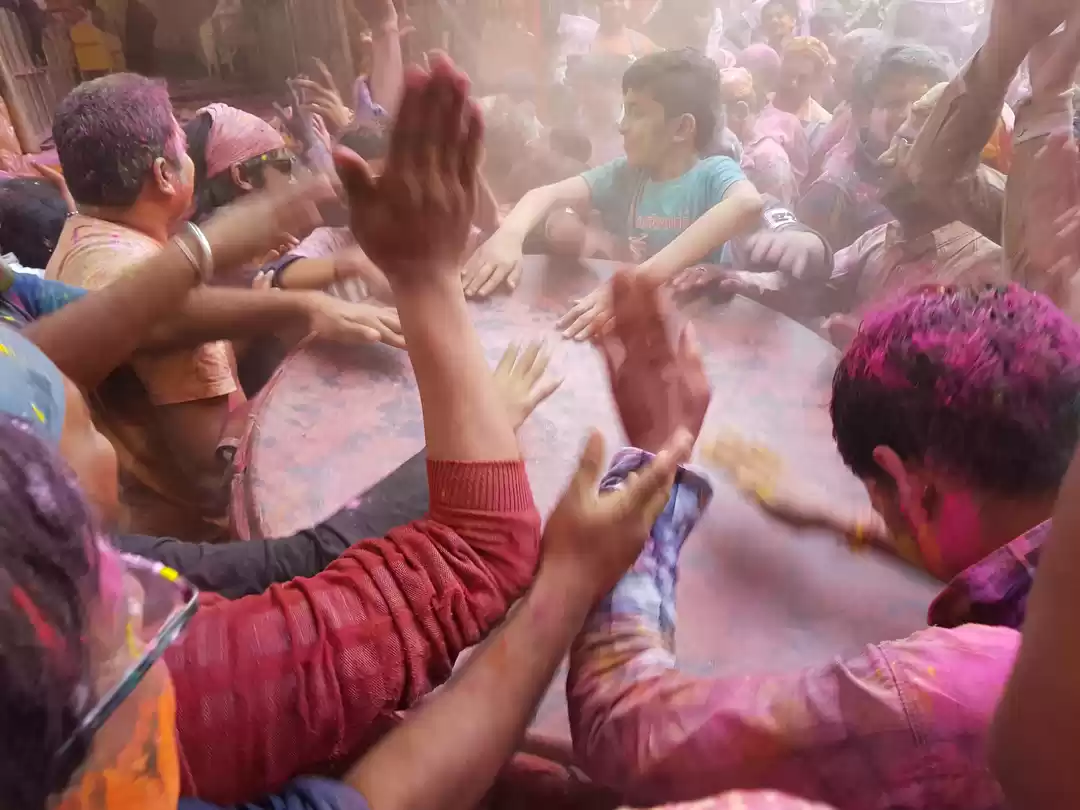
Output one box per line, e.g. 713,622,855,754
167,459,540,805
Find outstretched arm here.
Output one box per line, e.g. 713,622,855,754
24,180,330,389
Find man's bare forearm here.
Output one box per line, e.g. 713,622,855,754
145,287,314,350
24,239,200,389
370,19,405,113
346,568,592,810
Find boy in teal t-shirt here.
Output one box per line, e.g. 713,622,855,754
463,48,764,338
581,154,747,265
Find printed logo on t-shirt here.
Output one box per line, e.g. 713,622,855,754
635,214,692,231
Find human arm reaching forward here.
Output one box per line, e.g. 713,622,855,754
22,178,334,389
164,54,546,804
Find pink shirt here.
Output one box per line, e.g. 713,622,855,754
567,451,1048,810
742,106,809,207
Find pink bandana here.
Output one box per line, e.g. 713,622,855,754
198,103,286,179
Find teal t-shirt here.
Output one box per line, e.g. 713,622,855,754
580,155,746,265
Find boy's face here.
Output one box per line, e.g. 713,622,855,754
619,87,691,167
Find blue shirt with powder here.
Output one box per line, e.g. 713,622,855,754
581,155,747,265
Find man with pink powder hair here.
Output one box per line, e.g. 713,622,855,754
566,283,1080,809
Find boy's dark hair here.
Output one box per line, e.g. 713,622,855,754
869,44,953,99
337,122,390,161
831,285,1080,496
0,178,69,268
0,417,101,809
622,48,721,151
184,111,273,222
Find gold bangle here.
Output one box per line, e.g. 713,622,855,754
174,222,214,283
172,235,203,283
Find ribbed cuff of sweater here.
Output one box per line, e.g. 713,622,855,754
427,459,534,514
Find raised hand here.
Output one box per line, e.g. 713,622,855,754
598,269,712,453
294,58,356,135
491,341,563,430
335,52,482,284
1027,9,1080,98
541,429,692,600
988,0,1072,64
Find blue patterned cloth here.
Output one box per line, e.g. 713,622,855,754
0,265,85,327
586,448,714,642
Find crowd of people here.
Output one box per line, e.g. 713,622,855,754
2,0,1080,807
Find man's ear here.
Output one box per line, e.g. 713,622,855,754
873,445,934,529
230,162,255,192
152,156,175,196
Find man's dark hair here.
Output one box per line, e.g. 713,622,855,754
622,48,720,151
0,179,68,268
0,418,100,809
869,44,953,99
831,285,1080,496
809,3,845,36
53,73,182,208
850,38,893,115
762,0,800,21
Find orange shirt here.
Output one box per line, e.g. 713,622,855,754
47,214,239,541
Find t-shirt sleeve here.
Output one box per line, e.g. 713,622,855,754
705,155,749,206
51,238,144,291
177,777,370,810
580,157,629,218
